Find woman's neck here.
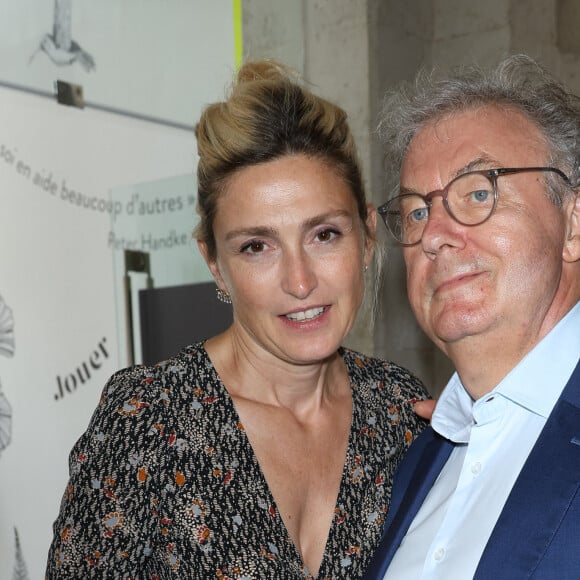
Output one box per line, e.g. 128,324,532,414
204,328,348,417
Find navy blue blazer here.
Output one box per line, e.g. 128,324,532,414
363,359,580,579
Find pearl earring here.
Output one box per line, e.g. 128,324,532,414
216,287,232,304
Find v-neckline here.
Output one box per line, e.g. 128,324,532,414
200,343,356,578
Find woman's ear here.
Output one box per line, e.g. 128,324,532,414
197,240,226,288
563,192,580,263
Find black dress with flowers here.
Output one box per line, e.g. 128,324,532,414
46,343,428,579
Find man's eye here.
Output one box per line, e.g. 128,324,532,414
408,207,429,223
471,189,491,203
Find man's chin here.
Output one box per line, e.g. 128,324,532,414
428,314,489,351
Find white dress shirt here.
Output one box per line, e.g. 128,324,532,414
384,301,580,580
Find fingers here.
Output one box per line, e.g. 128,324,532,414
413,398,436,421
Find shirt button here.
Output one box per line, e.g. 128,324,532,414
433,548,445,561
471,461,482,475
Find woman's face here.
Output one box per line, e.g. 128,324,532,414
200,154,375,365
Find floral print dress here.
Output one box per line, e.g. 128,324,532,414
46,344,428,579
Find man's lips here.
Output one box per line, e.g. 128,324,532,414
433,270,484,295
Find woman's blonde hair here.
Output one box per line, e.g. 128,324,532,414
194,60,371,260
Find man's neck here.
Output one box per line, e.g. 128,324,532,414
447,299,580,400
447,338,541,400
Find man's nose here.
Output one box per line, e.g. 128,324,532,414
420,198,465,255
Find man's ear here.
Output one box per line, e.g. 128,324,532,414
563,192,580,263
197,240,227,289
364,204,377,268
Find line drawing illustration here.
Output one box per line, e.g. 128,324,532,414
12,527,31,580
30,0,96,72
0,293,14,457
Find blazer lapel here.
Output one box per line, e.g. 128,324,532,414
475,361,580,578
363,429,454,579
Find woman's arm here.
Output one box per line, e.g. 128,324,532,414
45,368,165,578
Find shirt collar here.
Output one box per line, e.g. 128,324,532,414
432,300,580,443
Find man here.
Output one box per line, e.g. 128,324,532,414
364,55,580,579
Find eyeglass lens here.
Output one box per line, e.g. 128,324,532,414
384,172,496,245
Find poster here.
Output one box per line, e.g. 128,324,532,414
0,0,237,128
0,2,236,578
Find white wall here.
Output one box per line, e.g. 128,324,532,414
0,3,235,578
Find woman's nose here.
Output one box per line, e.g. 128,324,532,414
281,250,318,298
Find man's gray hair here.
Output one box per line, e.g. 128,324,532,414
378,54,580,205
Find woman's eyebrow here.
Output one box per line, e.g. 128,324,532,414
225,210,353,240
225,226,277,241
302,210,352,229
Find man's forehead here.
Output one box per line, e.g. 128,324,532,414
401,105,548,182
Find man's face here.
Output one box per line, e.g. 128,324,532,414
401,105,574,359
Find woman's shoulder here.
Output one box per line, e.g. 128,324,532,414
341,347,430,439
340,346,429,401
98,342,212,413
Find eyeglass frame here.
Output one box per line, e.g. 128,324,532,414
377,166,571,246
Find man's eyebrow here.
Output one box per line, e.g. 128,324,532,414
454,156,498,177
400,156,499,195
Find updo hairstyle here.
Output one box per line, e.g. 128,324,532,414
194,60,370,260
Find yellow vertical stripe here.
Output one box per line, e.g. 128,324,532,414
233,0,243,69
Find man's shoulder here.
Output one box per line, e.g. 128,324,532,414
394,426,454,480
403,425,439,453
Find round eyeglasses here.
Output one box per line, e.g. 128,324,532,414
378,166,570,246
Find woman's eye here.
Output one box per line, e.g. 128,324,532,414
241,240,266,254
316,229,339,242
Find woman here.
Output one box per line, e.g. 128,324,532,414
46,60,429,579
